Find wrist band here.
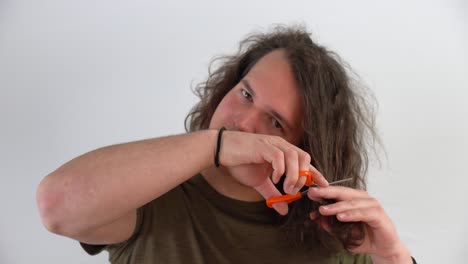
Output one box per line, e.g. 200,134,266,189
412,256,417,264
214,127,226,167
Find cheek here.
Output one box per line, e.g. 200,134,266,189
209,97,236,129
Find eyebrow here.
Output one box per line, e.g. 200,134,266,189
241,79,293,131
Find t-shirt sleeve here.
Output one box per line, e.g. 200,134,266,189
79,203,147,256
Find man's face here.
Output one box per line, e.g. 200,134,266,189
209,49,303,145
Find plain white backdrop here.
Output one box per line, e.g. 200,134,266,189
1,0,467,263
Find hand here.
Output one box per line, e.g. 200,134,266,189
307,186,411,263
218,130,329,215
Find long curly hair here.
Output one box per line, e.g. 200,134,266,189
185,24,381,255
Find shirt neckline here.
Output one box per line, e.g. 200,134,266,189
187,174,281,224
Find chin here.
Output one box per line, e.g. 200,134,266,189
225,163,272,188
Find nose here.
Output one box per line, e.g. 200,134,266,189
235,110,261,133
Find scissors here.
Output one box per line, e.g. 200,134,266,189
266,170,352,208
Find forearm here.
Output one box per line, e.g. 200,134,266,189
37,130,217,236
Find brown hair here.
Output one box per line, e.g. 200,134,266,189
185,25,380,254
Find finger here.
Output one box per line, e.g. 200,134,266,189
306,190,325,204
283,150,299,195
272,202,288,216
268,137,303,186
307,185,368,202
255,180,289,215
318,198,377,216
309,210,319,220
335,206,386,228
262,145,285,184
316,216,332,233
294,152,311,190
309,164,328,187
316,197,392,231
294,175,307,191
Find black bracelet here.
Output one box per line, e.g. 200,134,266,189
214,127,226,167
411,256,417,264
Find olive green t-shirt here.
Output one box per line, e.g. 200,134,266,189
80,175,372,263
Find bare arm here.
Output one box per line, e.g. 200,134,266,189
36,130,217,243
37,129,324,245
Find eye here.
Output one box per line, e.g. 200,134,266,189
272,118,283,129
241,89,252,101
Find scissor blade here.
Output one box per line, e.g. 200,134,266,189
300,177,353,196
329,177,353,185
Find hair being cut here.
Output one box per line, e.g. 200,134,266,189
185,24,380,255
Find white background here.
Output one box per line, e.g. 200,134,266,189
1,0,467,263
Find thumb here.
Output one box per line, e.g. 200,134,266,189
255,180,289,215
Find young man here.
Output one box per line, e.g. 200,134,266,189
37,26,414,263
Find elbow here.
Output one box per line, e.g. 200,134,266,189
36,176,71,236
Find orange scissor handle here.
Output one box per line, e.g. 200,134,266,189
266,171,315,208
299,170,314,186
266,193,302,208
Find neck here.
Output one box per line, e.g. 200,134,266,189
201,167,263,202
